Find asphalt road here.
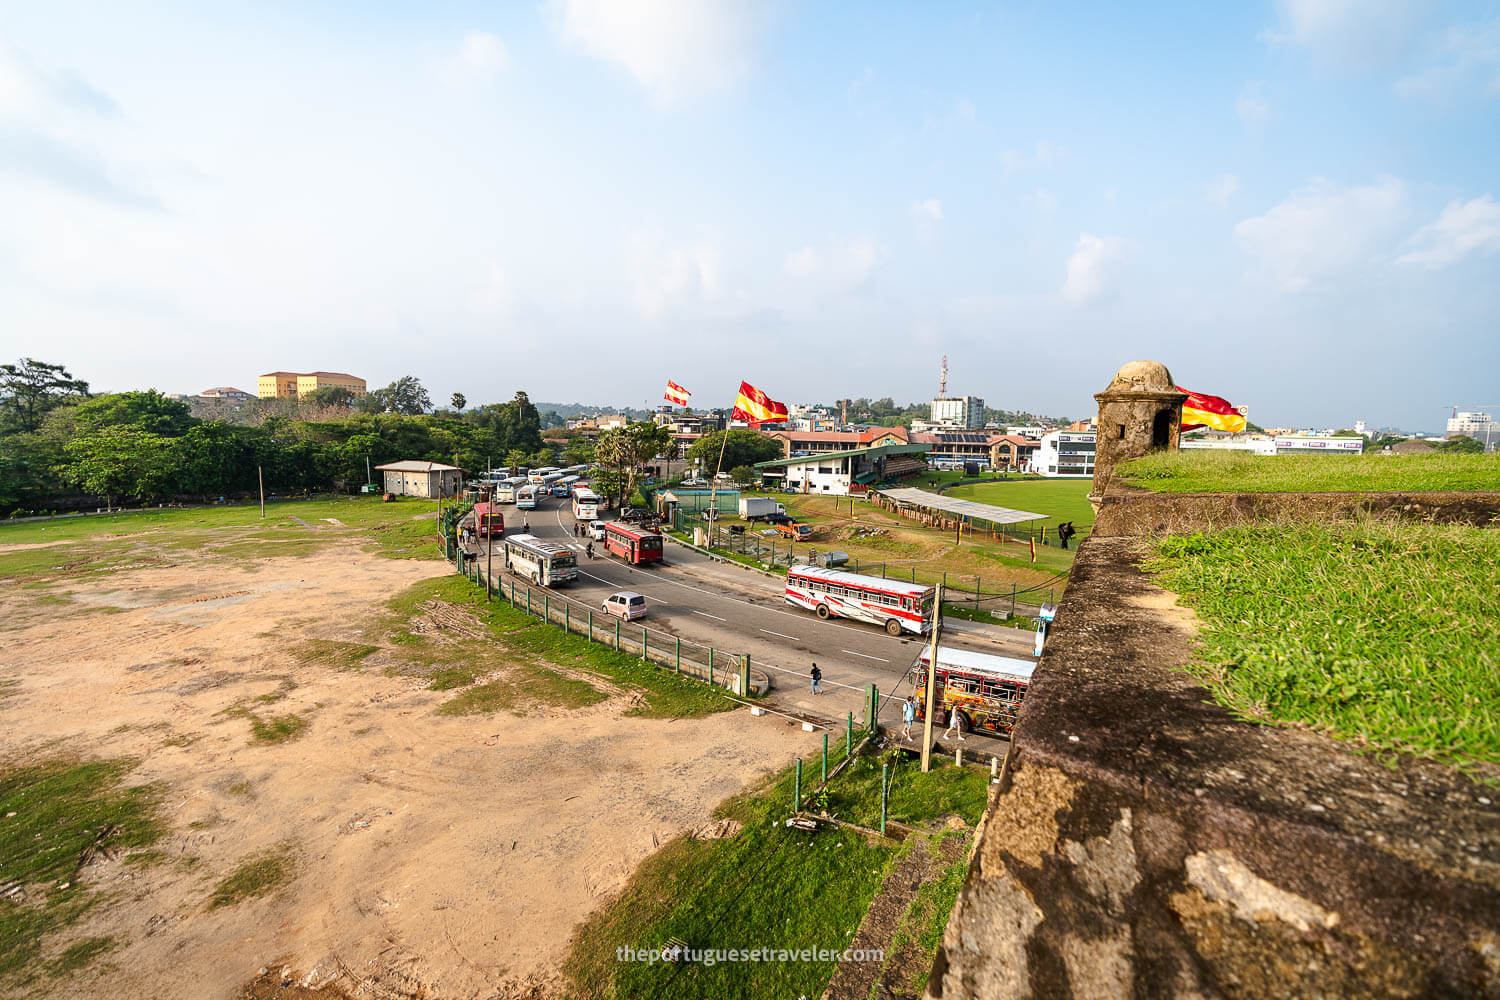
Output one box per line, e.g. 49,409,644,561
483,494,1034,755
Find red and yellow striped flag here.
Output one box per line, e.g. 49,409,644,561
1177,387,1247,433
664,380,691,406
732,380,788,425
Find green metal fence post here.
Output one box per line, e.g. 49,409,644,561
615,619,620,650
526,588,531,617
1011,583,1017,617
565,605,570,634
544,594,550,623
847,712,853,759
794,758,802,812
708,648,714,685
880,764,889,835
642,627,648,662
587,609,593,640
675,637,681,673
822,733,828,784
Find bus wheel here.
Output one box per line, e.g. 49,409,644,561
815,604,831,620
885,618,902,636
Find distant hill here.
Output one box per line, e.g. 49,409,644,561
534,402,652,420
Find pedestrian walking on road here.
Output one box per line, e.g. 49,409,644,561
522,519,530,534
943,708,967,743
586,542,594,559
901,696,916,741
810,662,823,695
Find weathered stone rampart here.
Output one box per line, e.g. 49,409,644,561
927,494,1500,999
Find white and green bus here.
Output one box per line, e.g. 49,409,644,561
503,534,579,587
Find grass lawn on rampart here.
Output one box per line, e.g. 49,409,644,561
1146,518,1500,773
940,477,1096,531
1118,451,1500,494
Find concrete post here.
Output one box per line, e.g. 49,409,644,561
739,654,750,697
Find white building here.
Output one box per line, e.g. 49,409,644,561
1006,425,1047,439
1029,430,1096,478
1272,436,1364,454
375,461,463,498
930,395,985,430
1448,410,1495,441
1181,438,1277,455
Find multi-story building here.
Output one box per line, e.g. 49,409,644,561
989,434,1040,471
764,426,910,459
755,442,931,496
1030,429,1096,478
930,395,985,430
257,371,366,399
200,386,254,401
1448,410,1495,441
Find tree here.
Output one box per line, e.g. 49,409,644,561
301,386,357,410
363,376,432,415
685,429,782,474
451,392,466,414
595,422,673,505
72,390,196,437
563,435,595,466
0,358,90,432
63,426,178,505
1436,435,1484,454
729,464,756,485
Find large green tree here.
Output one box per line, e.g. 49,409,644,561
63,426,178,504
595,421,674,505
0,358,90,432
685,429,782,475
72,391,196,437
361,376,433,416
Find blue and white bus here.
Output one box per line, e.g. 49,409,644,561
515,484,540,510
528,467,560,484
553,474,581,497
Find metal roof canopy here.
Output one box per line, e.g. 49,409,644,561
876,487,1048,526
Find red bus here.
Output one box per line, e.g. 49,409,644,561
603,521,663,565
784,565,934,636
474,502,504,538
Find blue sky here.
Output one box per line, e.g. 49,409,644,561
1,1,1497,431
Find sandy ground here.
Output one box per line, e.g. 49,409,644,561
0,548,814,999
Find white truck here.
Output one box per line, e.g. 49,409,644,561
738,497,787,522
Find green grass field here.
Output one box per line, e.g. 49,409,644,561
941,477,1096,531
565,734,987,999
1146,519,1500,772
1118,451,1500,494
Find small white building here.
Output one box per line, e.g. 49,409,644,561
1029,430,1096,477
375,461,463,498
756,443,930,495
1180,437,1278,455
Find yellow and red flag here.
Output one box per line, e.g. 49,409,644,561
664,380,691,406
732,380,788,426
1177,387,1246,433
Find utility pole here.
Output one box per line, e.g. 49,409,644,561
258,465,265,519
921,583,944,773
365,455,372,489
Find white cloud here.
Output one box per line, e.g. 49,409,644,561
628,229,723,321
1024,187,1057,213
454,31,510,78
1236,82,1269,126
1267,0,1427,70
1396,195,1500,268
1233,177,1406,291
547,0,765,105
998,139,1058,175
1061,233,1132,307
1395,20,1500,99
912,198,943,222
783,237,883,288
1205,173,1241,205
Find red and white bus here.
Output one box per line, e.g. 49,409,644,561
603,521,663,566
473,502,504,538
784,565,934,636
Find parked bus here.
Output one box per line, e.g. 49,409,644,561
603,521,663,566
553,474,581,497
473,501,504,538
536,474,563,494
528,467,560,484
572,488,601,521
910,646,1036,737
492,477,527,504
784,565,934,636
503,534,578,587
515,484,539,510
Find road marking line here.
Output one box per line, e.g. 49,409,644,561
759,629,801,641
693,610,727,622
841,649,889,662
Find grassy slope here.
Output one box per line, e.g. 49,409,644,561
1118,451,1500,494
1146,519,1500,771
565,738,989,999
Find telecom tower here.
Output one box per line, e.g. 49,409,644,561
938,355,948,399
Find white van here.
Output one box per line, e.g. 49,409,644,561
602,591,647,621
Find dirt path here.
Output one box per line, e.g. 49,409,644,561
0,549,814,999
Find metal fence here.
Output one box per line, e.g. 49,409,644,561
449,543,773,696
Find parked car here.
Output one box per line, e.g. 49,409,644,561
602,591,648,620
588,520,607,541
764,512,793,526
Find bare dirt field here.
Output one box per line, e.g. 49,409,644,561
0,544,814,999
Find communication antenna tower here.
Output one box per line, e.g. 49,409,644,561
939,355,948,398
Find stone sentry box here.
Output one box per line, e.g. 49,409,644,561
1089,360,1188,511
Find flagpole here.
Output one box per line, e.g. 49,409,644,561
708,402,733,547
